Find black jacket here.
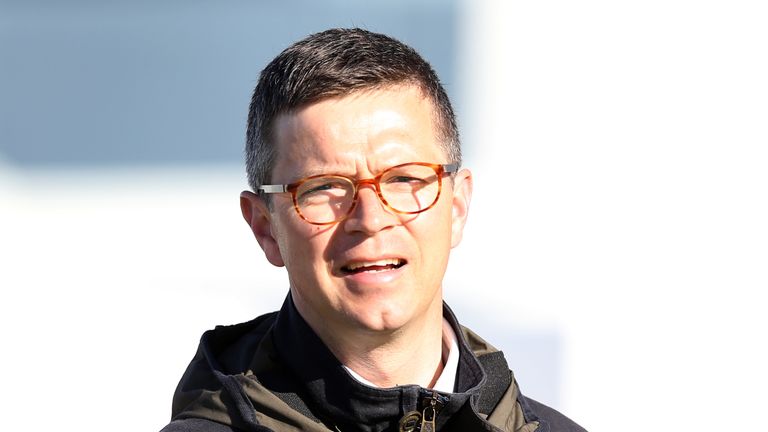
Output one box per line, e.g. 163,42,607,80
161,296,585,432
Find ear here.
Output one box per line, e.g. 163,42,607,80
449,168,473,248
240,191,285,267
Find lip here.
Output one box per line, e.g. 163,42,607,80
339,261,407,286
335,256,408,285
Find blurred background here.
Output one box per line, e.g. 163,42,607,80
1,1,767,430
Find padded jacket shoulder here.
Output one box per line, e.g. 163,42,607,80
161,301,586,432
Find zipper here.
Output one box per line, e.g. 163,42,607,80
398,390,450,432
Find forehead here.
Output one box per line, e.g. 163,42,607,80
270,86,445,179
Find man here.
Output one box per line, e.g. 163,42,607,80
162,28,585,432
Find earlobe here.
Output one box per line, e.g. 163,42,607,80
449,169,473,248
240,191,285,267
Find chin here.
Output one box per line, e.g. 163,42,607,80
345,303,413,333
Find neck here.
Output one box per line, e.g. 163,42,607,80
297,297,445,388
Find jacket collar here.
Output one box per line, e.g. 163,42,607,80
270,294,488,431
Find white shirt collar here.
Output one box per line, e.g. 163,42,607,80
432,317,459,393
342,318,459,393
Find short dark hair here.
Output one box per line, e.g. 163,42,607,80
245,28,460,192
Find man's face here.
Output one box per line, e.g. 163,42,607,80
243,85,472,334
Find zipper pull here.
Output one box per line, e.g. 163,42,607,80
398,411,421,432
399,390,448,432
420,402,436,432
419,391,442,432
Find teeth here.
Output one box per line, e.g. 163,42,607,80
346,259,402,271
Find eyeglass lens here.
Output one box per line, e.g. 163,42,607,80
294,164,442,224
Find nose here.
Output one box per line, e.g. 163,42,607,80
343,182,397,234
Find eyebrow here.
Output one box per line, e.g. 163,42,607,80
305,167,348,176
265,167,351,188
287,167,352,181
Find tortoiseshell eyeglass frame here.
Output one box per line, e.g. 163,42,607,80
258,162,459,225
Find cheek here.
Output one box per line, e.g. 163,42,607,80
278,224,335,275
412,209,454,258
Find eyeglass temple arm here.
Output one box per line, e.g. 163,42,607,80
258,184,288,194
443,163,459,174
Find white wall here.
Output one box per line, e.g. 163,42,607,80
457,1,768,430
0,164,288,430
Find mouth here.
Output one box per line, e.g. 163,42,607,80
340,258,407,275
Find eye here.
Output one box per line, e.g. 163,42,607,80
297,178,351,202
306,182,336,193
385,175,426,184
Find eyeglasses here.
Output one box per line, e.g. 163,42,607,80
258,162,458,225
